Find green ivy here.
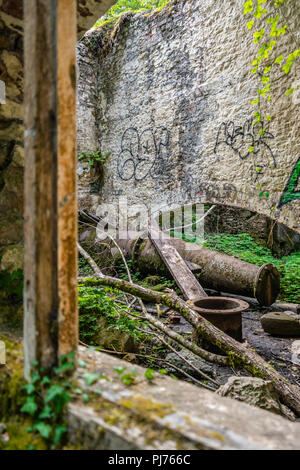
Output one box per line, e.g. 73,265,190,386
78,149,110,168
243,0,299,128
78,285,146,345
94,0,171,28
21,352,75,449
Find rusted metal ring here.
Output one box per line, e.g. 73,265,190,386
191,296,249,315
191,296,249,342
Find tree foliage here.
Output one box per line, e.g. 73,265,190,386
94,0,171,28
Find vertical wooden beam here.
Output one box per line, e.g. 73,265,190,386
57,0,78,357
24,0,77,378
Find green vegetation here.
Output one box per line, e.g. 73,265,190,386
78,257,93,276
243,0,299,127
78,285,147,345
0,268,23,302
20,352,75,449
203,233,300,303
78,149,110,168
94,0,171,28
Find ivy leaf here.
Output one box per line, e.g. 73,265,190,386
21,397,38,416
83,372,100,386
31,372,41,384
114,366,126,375
53,426,67,445
38,405,53,420
145,369,155,381
22,383,35,395
121,372,137,386
253,28,265,43
243,0,253,15
247,20,254,30
261,76,269,84
33,422,52,439
45,385,65,403
83,393,89,403
254,5,267,18
264,66,271,74
285,88,294,96
41,376,51,386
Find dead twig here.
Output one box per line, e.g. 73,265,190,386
78,340,216,391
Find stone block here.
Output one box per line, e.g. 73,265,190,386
261,311,300,337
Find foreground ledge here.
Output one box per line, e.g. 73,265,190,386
66,346,300,450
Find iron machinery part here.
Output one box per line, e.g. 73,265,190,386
115,236,280,306
192,296,250,342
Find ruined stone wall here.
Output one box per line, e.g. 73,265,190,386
0,0,117,270
77,0,300,232
0,1,24,272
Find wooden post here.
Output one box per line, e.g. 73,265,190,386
24,0,77,378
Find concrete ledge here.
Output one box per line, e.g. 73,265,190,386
66,346,300,450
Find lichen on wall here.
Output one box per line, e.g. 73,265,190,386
77,0,300,232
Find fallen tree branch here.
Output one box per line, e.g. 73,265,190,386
78,243,228,366
78,243,300,415
78,277,300,416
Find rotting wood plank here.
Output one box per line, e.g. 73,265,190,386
148,226,207,300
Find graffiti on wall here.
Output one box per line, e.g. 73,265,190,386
278,156,300,208
117,126,170,181
214,119,276,181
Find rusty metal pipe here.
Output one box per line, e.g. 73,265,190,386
116,237,280,306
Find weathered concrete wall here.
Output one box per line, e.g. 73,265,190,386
0,0,117,268
77,0,300,232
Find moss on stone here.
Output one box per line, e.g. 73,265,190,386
118,395,174,420
0,418,47,450
0,333,26,418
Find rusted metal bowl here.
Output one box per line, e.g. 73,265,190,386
192,296,249,342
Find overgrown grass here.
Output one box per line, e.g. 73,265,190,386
94,0,171,28
203,233,300,303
